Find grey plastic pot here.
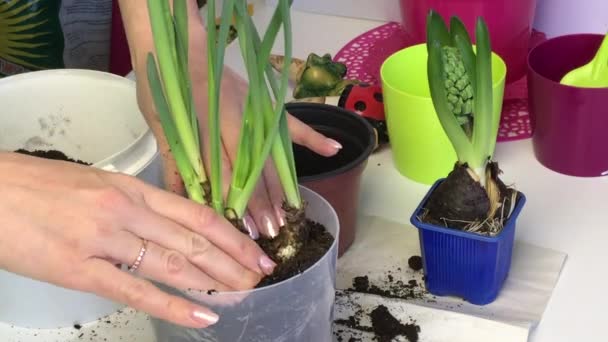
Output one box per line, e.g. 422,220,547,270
151,185,339,342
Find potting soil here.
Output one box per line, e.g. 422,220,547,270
347,274,429,302
407,255,423,271
370,305,420,342
14,149,91,165
334,300,420,342
256,218,334,287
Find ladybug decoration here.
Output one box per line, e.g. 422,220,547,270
268,52,389,150
338,83,389,150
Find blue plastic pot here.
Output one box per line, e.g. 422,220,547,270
410,179,527,305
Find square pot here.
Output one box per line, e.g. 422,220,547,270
410,179,527,305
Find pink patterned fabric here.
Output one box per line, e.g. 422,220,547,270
333,22,548,142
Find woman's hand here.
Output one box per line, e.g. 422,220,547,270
123,0,341,238
190,66,342,239
0,152,276,328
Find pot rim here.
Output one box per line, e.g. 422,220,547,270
410,178,527,242
380,43,507,101
286,102,376,182
527,33,608,92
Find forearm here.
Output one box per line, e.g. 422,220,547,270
117,0,209,194
117,0,208,75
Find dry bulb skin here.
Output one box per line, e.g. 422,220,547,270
421,162,517,236
272,201,310,261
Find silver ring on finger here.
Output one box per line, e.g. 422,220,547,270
127,239,148,273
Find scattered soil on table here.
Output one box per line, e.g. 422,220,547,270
371,305,420,342
353,275,370,292
336,267,476,341
335,309,371,332
334,329,364,342
14,149,91,165
256,217,334,287
408,255,423,271
334,302,420,342
347,274,428,301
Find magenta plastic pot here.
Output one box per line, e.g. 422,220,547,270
399,0,537,83
528,33,608,177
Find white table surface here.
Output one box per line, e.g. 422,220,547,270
236,3,608,342
4,1,606,341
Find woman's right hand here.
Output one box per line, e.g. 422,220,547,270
0,152,276,328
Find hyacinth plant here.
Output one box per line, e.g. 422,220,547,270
422,11,517,236
146,0,309,260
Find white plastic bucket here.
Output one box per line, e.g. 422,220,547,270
0,69,162,328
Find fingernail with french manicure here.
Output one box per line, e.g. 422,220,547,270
327,138,343,151
262,212,279,238
274,204,286,227
259,255,277,275
192,309,219,326
243,215,259,240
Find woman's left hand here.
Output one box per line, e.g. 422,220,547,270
191,66,342,239
127,0,341,239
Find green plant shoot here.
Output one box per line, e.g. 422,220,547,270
146,0,300,226
426,10,495,180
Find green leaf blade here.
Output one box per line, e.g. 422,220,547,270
147,0,204,183
426,9,452,50
231,0,299,216
450,16,477,95
173,0,201,155
146,53,205,204
471,17,494,167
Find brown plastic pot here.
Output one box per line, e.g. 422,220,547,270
287,103,375,257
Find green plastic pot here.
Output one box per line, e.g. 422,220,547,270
380,43,507,184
